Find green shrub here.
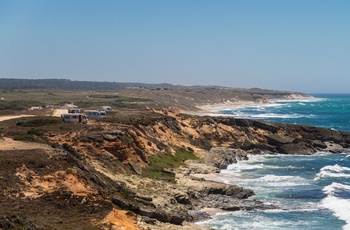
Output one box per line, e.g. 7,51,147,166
23,118,60,127
27,128,46,136
119,134,132,146
13,134,44,143
0,100,42,110
143,149,199,182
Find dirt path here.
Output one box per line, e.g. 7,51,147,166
0,137,51,151
52,109,68,117
0,115,35,122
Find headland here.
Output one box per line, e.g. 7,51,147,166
0,81,347,229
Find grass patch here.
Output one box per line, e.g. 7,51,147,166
13,134,44,143
23,118,61,127
27,128,46,136
119,134,132,147
0,100,43,110
89,94,151,102
143,149,199,183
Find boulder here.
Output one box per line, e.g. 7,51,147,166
265,134,295,146
279,142,316,155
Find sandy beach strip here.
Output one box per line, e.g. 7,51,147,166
196,100,266,112
193,94,316,115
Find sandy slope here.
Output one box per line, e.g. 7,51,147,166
0,115,35,122
0,137,51,151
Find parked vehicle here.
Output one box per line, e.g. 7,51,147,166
16,119,27,126
68,108,80,113
61,114,88,124
99,111,106,118
84,110,101,119
101,106,113,112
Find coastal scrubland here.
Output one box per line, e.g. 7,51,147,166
0,86,348,229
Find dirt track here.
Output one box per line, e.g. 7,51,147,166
0,115,35,122
0,137,51,151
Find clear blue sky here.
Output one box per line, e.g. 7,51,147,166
1,0,350,93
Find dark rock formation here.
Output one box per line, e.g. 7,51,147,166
0,215,38,230
200,147,248,169
112,194,187,225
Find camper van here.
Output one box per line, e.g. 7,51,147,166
68,108,80,114
101,106,113,112
84,110,101,119
99,110,106,118
61,114,88,124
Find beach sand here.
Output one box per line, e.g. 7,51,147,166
196,100,265,111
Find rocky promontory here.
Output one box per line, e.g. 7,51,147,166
0,87,349,229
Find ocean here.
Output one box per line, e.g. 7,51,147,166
198,94,350,230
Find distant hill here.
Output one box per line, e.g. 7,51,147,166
0,78,182,90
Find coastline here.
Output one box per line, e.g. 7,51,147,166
192,95,316,116
188,94,350,230
196,100,266,112
3,90,349,229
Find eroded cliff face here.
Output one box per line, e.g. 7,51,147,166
44,111,350,223
1,111,350,229
58,110,349,165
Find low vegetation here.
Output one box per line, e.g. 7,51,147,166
0,99,43,110
143,149,199,182
0,89,155,115
22,118,61,127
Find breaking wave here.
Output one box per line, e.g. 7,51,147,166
321,182,350,229
314,164,350,181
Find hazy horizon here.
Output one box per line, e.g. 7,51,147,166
1,1,350,93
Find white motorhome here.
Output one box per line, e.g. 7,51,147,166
61,114,88,124
99,111,106,118
101,106,113,112
84,110,101,119
68,108,80,113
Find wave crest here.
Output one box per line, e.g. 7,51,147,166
314,164,350,181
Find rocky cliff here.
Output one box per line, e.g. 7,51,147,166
1,110,350,229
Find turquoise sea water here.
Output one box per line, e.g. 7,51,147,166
199,94,350,230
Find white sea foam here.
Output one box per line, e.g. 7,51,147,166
263,207,320,213
323,182,350,195
219,103,285,111
341,155,350,161
271,98,325,103
322,183,350,229
216,109,315,119
249,113,310,119
251,175,309,187
222,174,309,188
198,210,314,230
224,163,297,174
225,163,264,171
314,164,350,181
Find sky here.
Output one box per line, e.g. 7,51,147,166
1,0,350,93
